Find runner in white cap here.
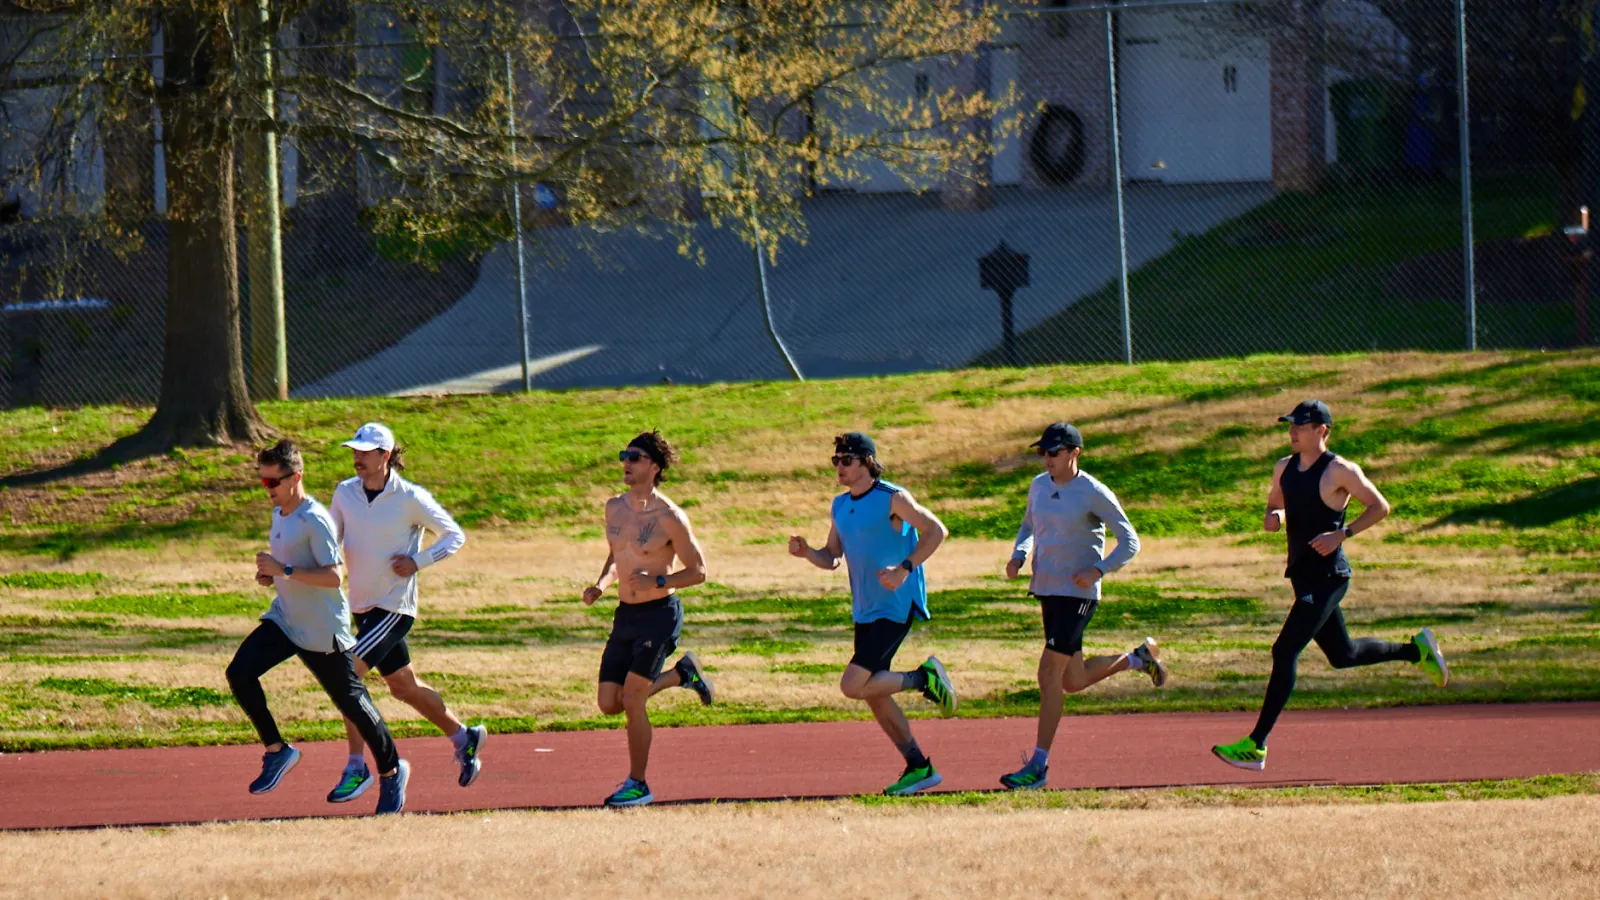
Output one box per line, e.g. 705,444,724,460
324,422,479,804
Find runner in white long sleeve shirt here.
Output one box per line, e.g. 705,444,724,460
997,422,1167,791
324,422,483,804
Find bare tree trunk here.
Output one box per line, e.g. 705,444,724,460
118,8,269,453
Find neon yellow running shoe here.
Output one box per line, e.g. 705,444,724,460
1413,627,1449,688
1211,736,1266,771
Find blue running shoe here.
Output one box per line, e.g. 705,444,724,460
456,725,488,788
248,745,301,794
999,762,1049,791
327,764,373,803
604,778,654,808
375,759,410,815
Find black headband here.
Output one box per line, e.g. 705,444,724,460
627,437,667,468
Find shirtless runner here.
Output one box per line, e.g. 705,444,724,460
582,430,714,807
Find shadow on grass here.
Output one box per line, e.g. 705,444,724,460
1431,476,1600,529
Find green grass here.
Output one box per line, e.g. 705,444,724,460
0,352,1595,558
0,571,106,589
976,171,1573,364
34,676,233,709
54,592,264,619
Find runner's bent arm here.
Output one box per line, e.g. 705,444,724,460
1264,458,1289,532
790,523,843,570
891,490,948,568
1090,482,1140,574
1332,458,1390,537
409,486,467,570
1011,486,1035,565
658,508,708,591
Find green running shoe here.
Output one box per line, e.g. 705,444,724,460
1211,736,1266,771
1413,627,1449,688
676,651,715,706
999,762,1048,791
918,656,958,717
326,764,373,803
604,777,654,808
884,761,942,796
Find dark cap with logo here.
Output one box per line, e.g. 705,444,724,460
1278,399,1333,426
1029,422,1083,452
837,432,877,458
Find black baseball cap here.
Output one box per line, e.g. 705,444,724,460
1278,400,1333,426
1029,422,1083,452
837,432,877,457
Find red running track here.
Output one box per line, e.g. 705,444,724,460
2,703,1596,830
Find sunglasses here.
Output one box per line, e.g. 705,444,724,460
1036,447,1071,458
618,449,646,463
830,454,860,467
260,475,287,489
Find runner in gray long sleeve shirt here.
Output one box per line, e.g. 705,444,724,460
1010,468,1139,600
998,422,1170,792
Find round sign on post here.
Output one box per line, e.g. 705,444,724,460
532,183,559,211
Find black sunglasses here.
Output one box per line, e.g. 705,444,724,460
831,454,860,467
619,449,645,462
1037,446,1070,458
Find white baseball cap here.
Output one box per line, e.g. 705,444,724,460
342,422,396,452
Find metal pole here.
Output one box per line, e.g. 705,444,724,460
751,214,804,381
1454,0,1476,351
1106,8,1133,365
245,0,287,400
505,50,533,391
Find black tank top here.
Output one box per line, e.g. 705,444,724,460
1282,451,1352,578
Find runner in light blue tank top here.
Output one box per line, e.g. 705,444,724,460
789,432,959,798
831,479,929,624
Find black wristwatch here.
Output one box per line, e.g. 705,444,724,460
656,574,667,589
1341,526,1354,539
283,565,295,577
899,559,915,572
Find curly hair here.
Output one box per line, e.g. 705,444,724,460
628,430,678,486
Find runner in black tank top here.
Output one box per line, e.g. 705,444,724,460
1212,400,1449,772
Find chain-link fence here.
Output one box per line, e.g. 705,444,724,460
2,0,1594,408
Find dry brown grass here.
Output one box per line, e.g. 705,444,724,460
1,795,1596,898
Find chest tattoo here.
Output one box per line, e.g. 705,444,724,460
636,518,658,547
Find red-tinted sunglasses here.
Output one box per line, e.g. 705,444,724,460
260,475,291,489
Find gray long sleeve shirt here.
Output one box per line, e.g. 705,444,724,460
1011,470,1140,601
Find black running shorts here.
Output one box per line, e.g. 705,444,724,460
598,595,683,685
351,608,415,676
1036,595,1097,657
849,615,914,674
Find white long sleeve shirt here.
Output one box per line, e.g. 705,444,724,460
1011,470,1139,601
329,472,466,616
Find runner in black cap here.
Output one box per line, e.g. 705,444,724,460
1212,400,1448,771
998,422,1165,791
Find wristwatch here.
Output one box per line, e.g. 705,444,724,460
1341,526,1353,539
656,574,667,589
899,559,915,572
283,565,295,577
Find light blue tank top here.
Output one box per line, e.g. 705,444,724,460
831,480,929,624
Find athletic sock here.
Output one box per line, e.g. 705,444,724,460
898,740,930,770
1028,747,1049,770
346,753,365,771
1125,650,1146,671
903,668,930,691
449,727,470,751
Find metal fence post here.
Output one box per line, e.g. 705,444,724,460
1106,7,1133,365
505,49,533,391
1455,0,1477,351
